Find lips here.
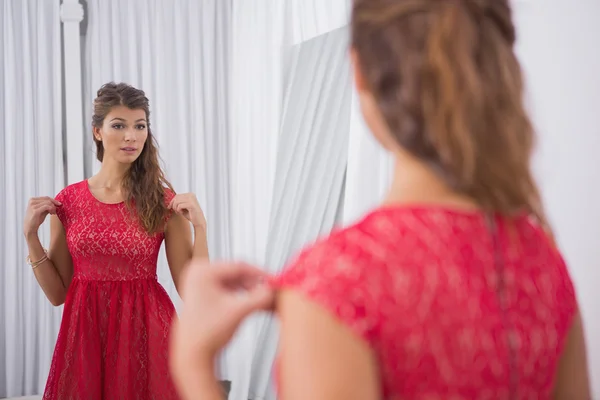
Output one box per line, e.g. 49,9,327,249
121,147,137,152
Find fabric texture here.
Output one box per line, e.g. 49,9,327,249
277,206,577,399
42,181,179,399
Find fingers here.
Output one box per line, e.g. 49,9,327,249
32,207,56,217
48,197,62,206
178,260,275,332
183,260,266,286
28,198,58,216
169,197,190,214
182,260,270,299
168,194,189,208
218,263,274,314
214,262,269,283
173,202,191,214
168,194,200,213
239,284,275,314
29,196,62,207
35,204,57,215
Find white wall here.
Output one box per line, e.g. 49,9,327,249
515,1,600,395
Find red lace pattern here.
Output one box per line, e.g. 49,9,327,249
43,180,179,400
277,207,577,399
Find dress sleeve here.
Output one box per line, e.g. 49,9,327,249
54,186,71,229
163,188,177,222
533,220,578,327
530,220,578,354
555,252,578,329
275,238,383,346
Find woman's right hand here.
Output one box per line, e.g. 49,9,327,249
23,196,62,237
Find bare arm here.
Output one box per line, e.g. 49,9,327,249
192,226,209,259
170,356,224,400
553,310,591,399
26,214,73,306
165,213,209,293
277,289,381,400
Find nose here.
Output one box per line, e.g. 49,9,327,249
124,128,137,142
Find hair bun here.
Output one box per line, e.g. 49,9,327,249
96,82,118,98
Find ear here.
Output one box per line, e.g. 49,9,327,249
350,48,369,93
93,126,102,141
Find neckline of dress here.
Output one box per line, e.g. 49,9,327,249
84,180,125,206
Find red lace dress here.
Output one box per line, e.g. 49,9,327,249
276,206,577,399
43,180,179,400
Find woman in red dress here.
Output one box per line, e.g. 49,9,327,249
23,82,209,399
170,0,592,399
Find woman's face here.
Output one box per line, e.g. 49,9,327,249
94,106,148,165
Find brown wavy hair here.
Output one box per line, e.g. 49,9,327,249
92,82,174,234
351,0,551,234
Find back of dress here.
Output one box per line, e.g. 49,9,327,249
278,206,577,399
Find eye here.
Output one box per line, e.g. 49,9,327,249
136,124,147,130
112,123,124,129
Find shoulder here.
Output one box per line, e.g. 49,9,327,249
276,215,392,343
54,181,87,225
517,216,578,321
55,180,87,204
280,232,370,284
277,208,407,288
280,207,419,273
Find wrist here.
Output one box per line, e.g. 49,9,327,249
172,354,222,400
172,328,217,368
172,347,216,379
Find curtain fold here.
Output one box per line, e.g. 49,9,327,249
227,3,356,397
287,0,352,44
226,0,288,395
247,26,353,400
0,0,65,396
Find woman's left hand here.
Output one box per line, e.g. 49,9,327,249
168,193,206,229
170,260,274,365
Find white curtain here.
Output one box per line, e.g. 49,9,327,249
83,0,233,374
227,2,358,398
287,0,352,44
283,0,393,226
229,0,286,265
246,26,353,400
343,90,393,225
0,0,65,397
226,0,288,394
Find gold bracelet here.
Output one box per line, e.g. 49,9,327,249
27,249,49,269
31,255,49,269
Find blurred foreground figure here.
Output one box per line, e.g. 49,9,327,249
170,0,591,399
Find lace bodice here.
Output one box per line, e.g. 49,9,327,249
55,180,173,281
